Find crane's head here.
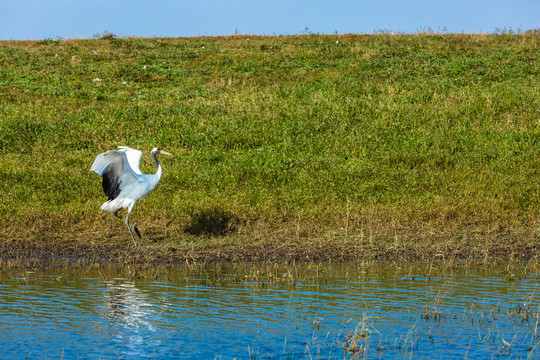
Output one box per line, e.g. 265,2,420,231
152,147,173,156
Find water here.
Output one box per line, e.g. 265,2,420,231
0,262,538,359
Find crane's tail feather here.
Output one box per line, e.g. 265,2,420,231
101,198,132,212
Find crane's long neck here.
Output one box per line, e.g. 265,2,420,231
151,151,162,180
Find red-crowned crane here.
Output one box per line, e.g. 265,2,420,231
91,146,172,247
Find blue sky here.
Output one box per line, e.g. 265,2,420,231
1,0,539,40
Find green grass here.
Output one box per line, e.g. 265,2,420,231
0,33,539,260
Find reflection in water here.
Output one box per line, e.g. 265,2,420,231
102,279,159,357
104,280,137,323
0,262,537,359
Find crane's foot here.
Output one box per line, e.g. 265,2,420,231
115,210,141,239
133,226,141,238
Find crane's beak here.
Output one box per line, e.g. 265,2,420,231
160,150,173,156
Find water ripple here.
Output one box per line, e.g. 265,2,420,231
0,264,537,359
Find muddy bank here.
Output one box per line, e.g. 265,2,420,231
0,235,538,267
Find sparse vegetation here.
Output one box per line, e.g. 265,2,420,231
0,33,539,262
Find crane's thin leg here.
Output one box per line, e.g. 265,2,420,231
114,210,140,247
125,210,141,239
125,209,139,248
114,210,141,239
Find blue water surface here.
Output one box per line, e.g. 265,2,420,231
0,262,538,359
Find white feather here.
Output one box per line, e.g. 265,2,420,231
117,146,143,175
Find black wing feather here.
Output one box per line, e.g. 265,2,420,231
102,165,122,200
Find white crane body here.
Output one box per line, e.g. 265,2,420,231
90,146,171,246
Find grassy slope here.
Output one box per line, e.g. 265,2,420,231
0,33,539,260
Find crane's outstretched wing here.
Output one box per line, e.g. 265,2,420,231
91,150,139,200
117,146,143,175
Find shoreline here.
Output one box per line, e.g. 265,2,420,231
1,232,538,267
